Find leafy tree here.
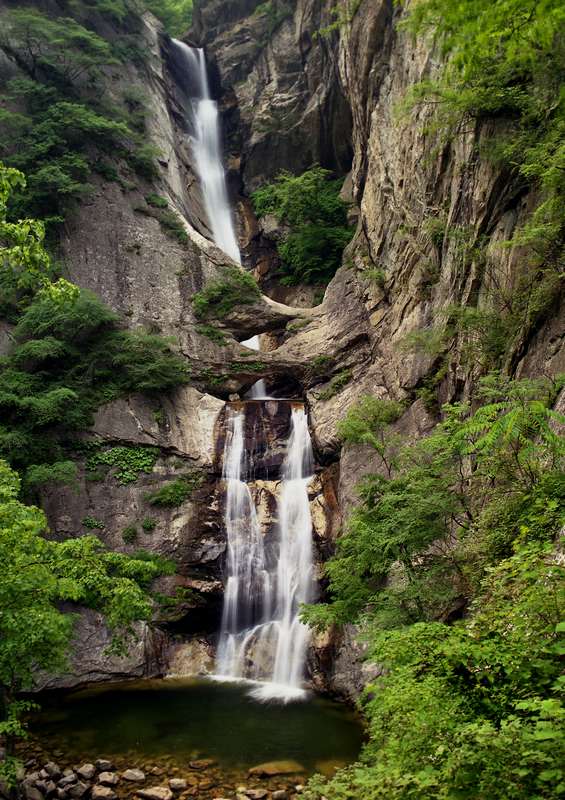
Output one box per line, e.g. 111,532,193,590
251,167,354,285
0,459,173,781
145,0,194,36
0,9,117,85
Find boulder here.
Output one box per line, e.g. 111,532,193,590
136,787,173,800
97,773,118,787
76,765,96,782
91,787,117,800
167,780,186,792
122,770,146,782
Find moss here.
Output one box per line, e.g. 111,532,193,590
82,515,105,529
86,446,159,485
141,517,157,532
195,324,227,345
145,193,168,209
310,355,334,376
192,267,261,320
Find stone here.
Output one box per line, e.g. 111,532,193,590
76,765,96,781
272,792,289,800
243,791,268,799
24,786,43,800
44,764,61,780
97,773,118,786
91,787,117,800
248,762,305,778
45,782,57,797
56,790,68,800
168,780,186,792
188,759,216,771
68,783,89,799
95,761,114,773
122,770,146,782
136,787,173,800
58,775,77,788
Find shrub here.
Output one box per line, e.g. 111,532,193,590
145,473,203,507
251,167,354,285
192,267,261,320
86,446,159,485
82,516,105,530
122,524,138,544
141,517,156,532
318,369,352,401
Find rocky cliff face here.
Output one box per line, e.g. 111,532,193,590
18,0,563,697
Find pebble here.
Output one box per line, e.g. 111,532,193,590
243,791,268,800
272,792,289,800
136,787,174,800
188,759,216,771
91,787,117,800
76,765,96,782
122,770,146,782
98,773,119,787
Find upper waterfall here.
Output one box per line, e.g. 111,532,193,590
172,39,240,263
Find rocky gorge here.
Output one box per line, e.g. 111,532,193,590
0,0,563,797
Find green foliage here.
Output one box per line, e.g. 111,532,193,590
251,167,354,285
318,369,352,401
0,458,171,778
192,267,261,320
303,374,565,800
402,0,565,260
135,202,189,243
121,523,138,544
82,515,105,530
141,517,156,532
195,323,227,345
144,0,193,36
145,472,203,507
145,193,168,209
87,446,159,485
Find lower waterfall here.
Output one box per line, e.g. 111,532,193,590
216,403,315,701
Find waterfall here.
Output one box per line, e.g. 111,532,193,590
173,42,313,699
216,405,315,702
172,39,240,263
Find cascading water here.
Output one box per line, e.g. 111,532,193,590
174,41,315,700
172,39,240,263
217,404,315,701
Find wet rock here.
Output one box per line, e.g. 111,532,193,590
76,765,96,782
122,770,146,782
68,782,89,799
136,787,173,800
188,759,216,770
91,787,117,800
95,762,114,773
168,780,186,792
97,773,118,786
248,762,305,778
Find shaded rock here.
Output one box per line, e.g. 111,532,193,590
248,761,305,777
56,790,68,800
136,787,173,800
243,791,268,799
95,762,113,773
44,765,61,780
68,782,89,798
24,786,43,800
272,792,289,800
76,766,95,782
91,787,117,800
97,773,118,786
122,770,145,782
58,775,77,788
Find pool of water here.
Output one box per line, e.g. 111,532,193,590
29,677,363,776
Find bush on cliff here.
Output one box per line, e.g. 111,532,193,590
251,167,354,286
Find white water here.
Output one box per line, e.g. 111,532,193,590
216,405,315,701
172,39,240,263
241,335,269,399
